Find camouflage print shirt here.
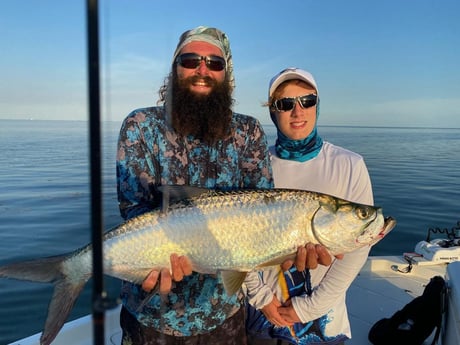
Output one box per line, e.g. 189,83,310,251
116,106,273,336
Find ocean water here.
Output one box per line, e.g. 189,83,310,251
0,119,459,344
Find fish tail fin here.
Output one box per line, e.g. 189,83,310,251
0,255,67,283
0,254,90,345
40,276,87,345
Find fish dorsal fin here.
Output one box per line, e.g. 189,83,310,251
159,186,170,214
221,271,248,296
158,185,211,213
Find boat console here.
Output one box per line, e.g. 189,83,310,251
414,239,460,263
413,221,460,264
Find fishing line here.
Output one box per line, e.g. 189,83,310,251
101,0,112,125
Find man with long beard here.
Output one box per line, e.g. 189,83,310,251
116,26,273,345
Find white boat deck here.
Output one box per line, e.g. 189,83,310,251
347,256,447,345
9,306,123,345
9,255,451,345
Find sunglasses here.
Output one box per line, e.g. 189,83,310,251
175,53,226,72
272,94,318,112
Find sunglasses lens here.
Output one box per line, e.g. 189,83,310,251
176,53,225,71
299,95,317,108
177,54,200,69
275,99,296,111
206,57,225,71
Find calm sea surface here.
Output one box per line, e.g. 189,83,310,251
1,119,459,344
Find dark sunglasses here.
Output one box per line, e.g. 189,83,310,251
272,94,318,112
175,53,226,72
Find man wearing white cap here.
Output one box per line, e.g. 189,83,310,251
116,26,273,344
245,68,374,344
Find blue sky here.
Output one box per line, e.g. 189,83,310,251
1,0,459,127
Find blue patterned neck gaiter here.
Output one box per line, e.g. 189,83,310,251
274,99,323,162
275,128,323,162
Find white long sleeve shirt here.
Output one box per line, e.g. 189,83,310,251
245,141,374,341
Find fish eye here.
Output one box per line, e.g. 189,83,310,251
356,206,373,219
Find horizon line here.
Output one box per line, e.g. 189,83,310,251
1,118,459,131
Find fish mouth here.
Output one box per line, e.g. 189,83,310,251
366,217,396,245
380,217,397,236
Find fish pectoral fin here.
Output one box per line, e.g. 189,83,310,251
257,253,297,268
220,271,247,296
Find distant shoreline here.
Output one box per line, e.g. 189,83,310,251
1,118,459,131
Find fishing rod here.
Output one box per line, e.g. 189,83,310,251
86,0,109,344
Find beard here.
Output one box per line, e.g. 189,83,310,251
170,74,233,143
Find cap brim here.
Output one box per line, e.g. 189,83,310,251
269,68,318,98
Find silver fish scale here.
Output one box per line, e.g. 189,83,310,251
101,189,321,280
95,188,391,283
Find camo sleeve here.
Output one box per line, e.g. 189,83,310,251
233,114,273,189
116,109,161,220
116,108,273,221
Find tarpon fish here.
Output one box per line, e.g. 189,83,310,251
0,186,396,345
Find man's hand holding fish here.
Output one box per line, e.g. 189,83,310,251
141,254,193,293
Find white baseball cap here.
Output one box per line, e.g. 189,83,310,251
268,67,318,100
